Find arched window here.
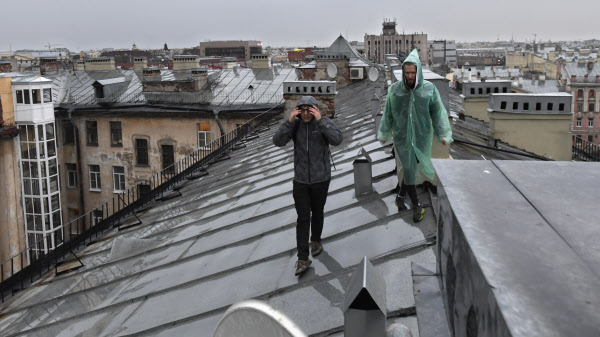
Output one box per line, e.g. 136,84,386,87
589,89,595,98
577,89,584,98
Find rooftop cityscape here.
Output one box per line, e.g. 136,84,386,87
0,5,599,337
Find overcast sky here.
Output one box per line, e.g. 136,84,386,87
1,0,598,52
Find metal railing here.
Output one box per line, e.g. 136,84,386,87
0,104,284,303
572,138,600,162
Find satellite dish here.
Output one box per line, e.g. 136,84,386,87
327,63,338,79
368,67,379,82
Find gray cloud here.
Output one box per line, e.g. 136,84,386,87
1,0,598,52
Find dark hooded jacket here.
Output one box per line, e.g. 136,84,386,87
273,96,343,184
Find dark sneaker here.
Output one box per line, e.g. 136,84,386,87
295,259,312,276
311,241,323,257
395,194,408,212
412,204,425,223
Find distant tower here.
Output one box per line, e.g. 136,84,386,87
132,43,138,51
382,19,397,36
164,42,169,51
12,77,63,257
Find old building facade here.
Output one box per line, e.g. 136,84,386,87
364,20,427,65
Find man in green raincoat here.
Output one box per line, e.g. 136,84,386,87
377,49,453,222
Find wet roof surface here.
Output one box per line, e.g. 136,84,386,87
0,80,436,337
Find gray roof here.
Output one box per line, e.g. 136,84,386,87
328,35,372,65
514,79,561,94
45,67,298,106
454,66,521,79
0,79,433,336
564,62,600,83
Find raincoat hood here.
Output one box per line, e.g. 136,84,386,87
402,49,423,91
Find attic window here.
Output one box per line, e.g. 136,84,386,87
470,88,475,95
296,87,300,93
478,88,483,95
303,87,307,93
513,102,518,110
500,101,507,110
502,87,508,93
486,88,491,94
326,86,331,93
318,87,323,93
536,102,542,111
95,86,104,99
311,87,315,93
494,87,499,93
523,102,529,111
288,86,292,93
559,103,565,111
547,103,553,110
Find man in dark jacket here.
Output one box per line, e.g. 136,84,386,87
273,96,343,276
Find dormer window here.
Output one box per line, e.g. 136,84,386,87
95,86,104,99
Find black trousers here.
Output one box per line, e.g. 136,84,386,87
399,181,419,206
293,179,330,261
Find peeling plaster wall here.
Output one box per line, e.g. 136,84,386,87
56,113,252,219
0,137,26,274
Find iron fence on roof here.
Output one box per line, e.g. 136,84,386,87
0,103,284,303
572,137,600,162
63,90,284,106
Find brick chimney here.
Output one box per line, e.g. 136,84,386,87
191,68,209,90
133,57,148,72
251,54,271,69
0,60,12,73
172,55,200,71
40,57,58,75
283,81,337,120
85,57,116,71
74,60,85,71
222,57,237,69
142,67,161,81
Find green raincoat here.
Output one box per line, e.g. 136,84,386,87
377,49,453,185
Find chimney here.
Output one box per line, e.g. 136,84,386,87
172,55,200,71
466,67,472,82
251,54,272,69
40,57,58,75
142,67,161,81
84,57,116,71
233,65,240,77
588,61,595,71
134,57,148,71
74,60,85,71
0,60,12,73
283,81,337,120
518,76,524,88
191,68,209,90
222,57,237,69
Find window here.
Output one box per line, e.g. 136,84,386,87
577,103,583,112
135,139,149,166
86,121,98,145
478,88,483,95
32,89,41,104
502,87,508,93
162,145,175,173
92,209,103,225
66,163,77,188
95,86,104,99
470,88,475,95
588,118,594,128
43,88,52,103
559,103,565,111
536,103,542,111
494,87,499,93
590,103,595,112
576,117,582,127
198,123,212,149
63,120,75,145
113,166,125,192
23,89,30,104
513,102,519,110
110,121,122,147
523,102,529,111
16,90,23,104
500,101,507,110
486,87,491,94
589,135,594,143
89,165,101,191
547,103,553,111
577,89,583,97
576,135,582,144
590,90,595,98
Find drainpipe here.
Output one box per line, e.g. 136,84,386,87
212,109,225,137
71,111,85,229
